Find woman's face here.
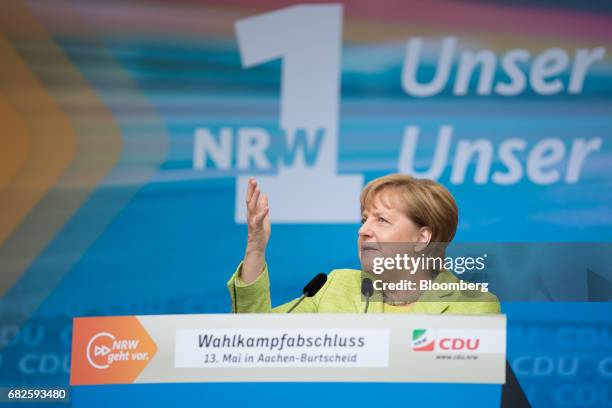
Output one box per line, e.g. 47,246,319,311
358,190,431,263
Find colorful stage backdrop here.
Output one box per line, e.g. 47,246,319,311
0,1,611,407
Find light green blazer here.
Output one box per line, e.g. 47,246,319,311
227,263,500,314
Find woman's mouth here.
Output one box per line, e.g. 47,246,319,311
360,243,381,253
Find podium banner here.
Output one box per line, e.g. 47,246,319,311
70,314,506,385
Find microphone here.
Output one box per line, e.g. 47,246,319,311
287,273,328,313
361,278,374,313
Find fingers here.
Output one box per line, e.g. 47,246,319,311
248,193,269,228
253,204,269,225
246,177,256,204
248,187,260,217
255,194,269,221
246,178,270,228
260,194,269,211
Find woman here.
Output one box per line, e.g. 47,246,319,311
227,174,499,314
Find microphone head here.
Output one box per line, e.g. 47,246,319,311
303,273,327,297
361,278,374,297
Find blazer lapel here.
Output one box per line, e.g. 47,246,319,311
411,270,460,314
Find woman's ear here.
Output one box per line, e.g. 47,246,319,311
414,226,432,252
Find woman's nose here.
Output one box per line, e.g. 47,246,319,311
358,222,373,238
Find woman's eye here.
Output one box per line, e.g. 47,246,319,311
360,218,366,224
377,217,388,224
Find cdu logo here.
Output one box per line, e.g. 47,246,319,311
412,329,435,352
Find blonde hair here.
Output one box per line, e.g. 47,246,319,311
360,174,458,243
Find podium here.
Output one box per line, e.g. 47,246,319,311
70,313,506,385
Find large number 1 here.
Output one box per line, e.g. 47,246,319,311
234,5,362,223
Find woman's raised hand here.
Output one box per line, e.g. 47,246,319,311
241,178,270,283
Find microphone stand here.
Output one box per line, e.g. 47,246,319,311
286,295,306,313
